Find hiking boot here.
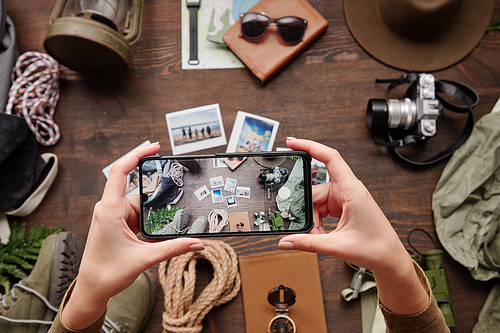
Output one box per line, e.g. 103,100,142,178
152,208,189,235
102,270,155,333
186,216,207,234
0,232,80,333
144,160,184,209
144,178,183,208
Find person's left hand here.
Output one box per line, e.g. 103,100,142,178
62,143,204,330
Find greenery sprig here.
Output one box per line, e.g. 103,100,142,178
486,21,500,32
0,222,62,294
145,205,184,234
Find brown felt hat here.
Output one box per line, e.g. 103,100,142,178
344,0,495,71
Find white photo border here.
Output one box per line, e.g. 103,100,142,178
226,111,279,153
165,103,227,155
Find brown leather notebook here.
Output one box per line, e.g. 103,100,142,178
238,251,327,333
223,0,328,84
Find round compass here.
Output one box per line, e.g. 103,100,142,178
268,315,296,333
267,285,297,333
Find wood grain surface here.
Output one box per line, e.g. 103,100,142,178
5,0,500,332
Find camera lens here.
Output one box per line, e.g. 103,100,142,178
366,99,389,130
367,98,417,131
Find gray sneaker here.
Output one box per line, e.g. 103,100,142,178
152,208,189,235
0,232,80,333
187,216,207,234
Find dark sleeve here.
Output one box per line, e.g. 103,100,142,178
379,261,450,333
47,279,107,333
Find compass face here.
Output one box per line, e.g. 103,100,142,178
269,316,295,333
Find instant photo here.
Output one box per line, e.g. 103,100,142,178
165,103,227,155
139,151,313,238
226,111,279,153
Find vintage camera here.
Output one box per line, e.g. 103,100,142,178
258,167,288,185
367,73,443,143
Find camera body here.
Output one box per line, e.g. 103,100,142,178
367,73,443,143
258,167,288,185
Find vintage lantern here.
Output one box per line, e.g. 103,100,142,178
44,0,144,76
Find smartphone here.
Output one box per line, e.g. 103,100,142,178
139,151,313,238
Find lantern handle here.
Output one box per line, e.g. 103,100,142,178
125,0,144,44
49,0,68,25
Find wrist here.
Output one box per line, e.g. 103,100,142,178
373,253,430,315
61,278,110,330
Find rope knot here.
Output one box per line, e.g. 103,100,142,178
159,240,241,333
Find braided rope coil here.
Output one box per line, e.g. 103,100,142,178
159,240,241,333
5,52,61,146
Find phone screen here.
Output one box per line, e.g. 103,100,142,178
139,151,313,238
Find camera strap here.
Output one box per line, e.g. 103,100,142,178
372,73,479,167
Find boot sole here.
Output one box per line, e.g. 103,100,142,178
38,232,81,333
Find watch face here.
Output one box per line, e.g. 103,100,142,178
269,316,296,333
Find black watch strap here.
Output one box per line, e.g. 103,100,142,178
187,0,200,65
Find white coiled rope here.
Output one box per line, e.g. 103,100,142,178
207,209,229,233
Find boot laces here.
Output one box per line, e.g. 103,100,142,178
166,162,186,187
0,281,57,325
0,281,123,333
102,317,122,333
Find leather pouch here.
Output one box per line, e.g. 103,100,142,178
223,0,328,84
238,251,327,332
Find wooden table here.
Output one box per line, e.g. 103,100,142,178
6,0,500,332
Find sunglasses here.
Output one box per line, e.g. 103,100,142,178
239,12,308,44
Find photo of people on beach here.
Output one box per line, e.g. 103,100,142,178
166,103,227,155
227,111,279,153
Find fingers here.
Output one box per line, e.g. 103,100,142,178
103,143,161,203
278,233,333,254
312,182,342,218
141,238,205,267
309,209,326,234
125,194,141,234
286,138,358,185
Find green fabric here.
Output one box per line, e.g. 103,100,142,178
432,112,500,281
472,282,500,332
433,112,500,332
276,158,306,230
276,176,306,230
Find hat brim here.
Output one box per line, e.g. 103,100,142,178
253,156,287,168
344,0,495,72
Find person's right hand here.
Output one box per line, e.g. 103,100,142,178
278,138,429,315
278,138,407,271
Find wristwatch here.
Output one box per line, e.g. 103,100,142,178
267,285,297,333
186,0,200,65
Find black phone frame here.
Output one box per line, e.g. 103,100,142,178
138,150,314,239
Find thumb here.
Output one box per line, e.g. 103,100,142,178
142,238,205,267
278,233,335,255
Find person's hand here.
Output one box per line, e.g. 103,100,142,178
278,138,429,315
278,138,405,271
62,143,204,329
